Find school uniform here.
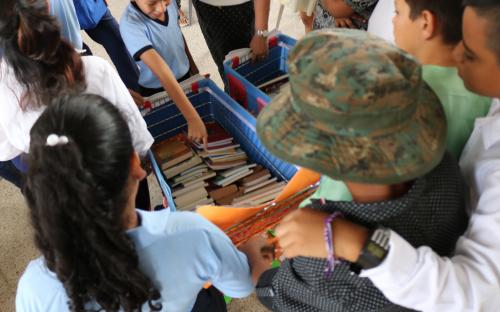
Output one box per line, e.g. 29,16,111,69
120,2,191,96
49,0,83,50
73,0,140,90
360,99,500,311
16,209,253,311
0,55,153,161
192,0,254,78
258,153,468,311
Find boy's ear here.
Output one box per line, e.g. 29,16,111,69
420,10,438,41
130,152,147,181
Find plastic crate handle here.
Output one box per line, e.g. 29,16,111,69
227,74,249,110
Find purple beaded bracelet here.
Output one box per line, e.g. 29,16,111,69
324,211,344,278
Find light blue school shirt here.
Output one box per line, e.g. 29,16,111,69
120,2,190,89
16,209,253,312
49,0,83,50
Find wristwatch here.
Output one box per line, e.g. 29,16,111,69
255,29,269,37
356,226,391,270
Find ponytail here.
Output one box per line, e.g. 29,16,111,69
0,0,85,108
24,95,161,311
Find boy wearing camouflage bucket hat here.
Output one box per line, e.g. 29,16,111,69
254,29,468,311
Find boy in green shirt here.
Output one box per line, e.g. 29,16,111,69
393,0,491,159
303,0,491,206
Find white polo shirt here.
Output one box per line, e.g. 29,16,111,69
361,99,500,311
0,56,153,160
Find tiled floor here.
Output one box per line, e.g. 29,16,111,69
0,1,303,311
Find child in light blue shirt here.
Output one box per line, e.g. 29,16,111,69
16,94,266,311
120,0,208,145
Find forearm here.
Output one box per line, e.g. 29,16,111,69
141,50,201,122
160,76,200,121
323,0,355,18
360,161,500,310
253,0,270,31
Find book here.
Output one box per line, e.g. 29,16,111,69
153,134,188,159
216,190,244,205
198,148,240,158
172,181,208,198
241,167,269,184
207,150,248,163
209,184,238,201
181,197,214,211
171,166,208,185
220,164,257,178
232,182,286,205
213,169,254,187
207,159,247,171
175,187,209,208
242,173,272,188
179,171,217,188
161,150,194,171
257,74,289,91
164,155,202,179
203,143,241,153
153,135,193,170
240,177,278,194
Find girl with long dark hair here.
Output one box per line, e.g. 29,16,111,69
16,94,265,311
0,0,153,172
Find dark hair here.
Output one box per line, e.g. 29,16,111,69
404,0,463,45
0,0,85,108
24,94,161,311
463,0,500,62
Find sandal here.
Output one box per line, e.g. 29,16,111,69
178,9,190,27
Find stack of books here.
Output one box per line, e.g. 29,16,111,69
154,122,286,210
153,134,215,210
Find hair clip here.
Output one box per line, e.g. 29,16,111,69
46,134,69,147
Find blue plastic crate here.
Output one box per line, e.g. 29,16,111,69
224,34,296,116
144,78,297,211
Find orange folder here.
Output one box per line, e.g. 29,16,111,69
196,168,321,230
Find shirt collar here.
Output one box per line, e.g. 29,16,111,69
310,178,425,224
477,98,500,150
127,208,171,248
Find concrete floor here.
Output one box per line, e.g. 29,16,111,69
0,1,304,311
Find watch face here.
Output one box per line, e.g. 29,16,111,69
367,242,386,259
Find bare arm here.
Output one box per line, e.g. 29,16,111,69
140,49,207,144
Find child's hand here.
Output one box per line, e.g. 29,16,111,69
239,234,275,284
187,116,208,148
275,208,330,259
335,17,355,28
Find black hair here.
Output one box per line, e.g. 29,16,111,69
463,0,500,62
0,0,85,108
24,94,161,311
404,0,463,45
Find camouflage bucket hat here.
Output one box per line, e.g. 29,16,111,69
257,29,447,184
